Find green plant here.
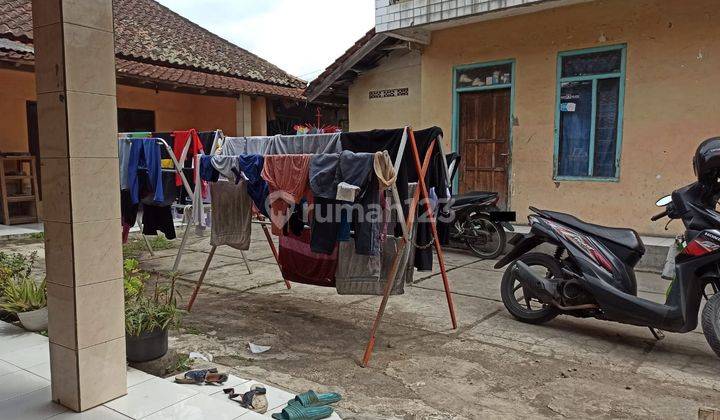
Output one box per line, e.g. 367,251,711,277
124,258,149,300
0,251,37,291
0,277,46,313
125,271,182,337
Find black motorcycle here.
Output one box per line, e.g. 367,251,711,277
444,154,515,259
448,191,514,259
494,138,720,356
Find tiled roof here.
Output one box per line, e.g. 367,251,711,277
306,28,376,96
0,0,306,93
0,43,304,99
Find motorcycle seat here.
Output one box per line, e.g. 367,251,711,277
541,210,645,253
453,191,498,207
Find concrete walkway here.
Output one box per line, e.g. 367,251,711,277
145,226,719,419
1,226,718,418
0,320,341,419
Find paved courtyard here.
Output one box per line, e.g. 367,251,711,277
2,226,719,419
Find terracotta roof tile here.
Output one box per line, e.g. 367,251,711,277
0,43,304,99
0,0,305,89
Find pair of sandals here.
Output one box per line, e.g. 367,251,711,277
271,390,342,420
224,385,269,414
174,368,229,385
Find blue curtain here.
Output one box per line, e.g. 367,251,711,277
558,81,592,177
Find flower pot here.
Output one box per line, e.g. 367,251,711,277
17,307,48,331
126,327,168,362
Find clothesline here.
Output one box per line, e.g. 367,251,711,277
184,126,457,367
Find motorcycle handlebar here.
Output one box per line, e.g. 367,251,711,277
651,209,669,222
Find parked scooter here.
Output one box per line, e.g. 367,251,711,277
444,154,515,259
494,138,720,357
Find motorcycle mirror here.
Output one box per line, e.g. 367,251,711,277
656,195,672,207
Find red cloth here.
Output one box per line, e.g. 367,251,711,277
172,129,205,187
261,155,312,235
278,230,337,287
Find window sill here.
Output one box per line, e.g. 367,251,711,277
553,176,619,183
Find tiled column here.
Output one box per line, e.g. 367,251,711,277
32,0,127,412
235,94,252,136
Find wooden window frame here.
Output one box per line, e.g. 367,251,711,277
553,44,627,182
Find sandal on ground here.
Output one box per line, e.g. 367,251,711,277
174,368,227,385
224,385,269,414
287,390,342,407
271,404,334,420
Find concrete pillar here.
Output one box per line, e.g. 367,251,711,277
251,96,268,136
235,94,252,136
32,0,126,412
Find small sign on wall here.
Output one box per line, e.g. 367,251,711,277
369,88,409,99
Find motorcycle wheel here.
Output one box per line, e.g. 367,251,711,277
501,253,561,324
464,214,506,259
701,292,720,358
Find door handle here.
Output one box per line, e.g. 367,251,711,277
499,153,509,157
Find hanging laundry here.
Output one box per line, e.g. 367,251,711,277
236,154,269,216
308,151,380,255
118,138,132,190
265,132,342,155
261,154,312,235
210,180,252,250
120,189,138,244
335,236,411,296
199,155,220,182
142,205,176,240
128,138,164,205
172,129,205,190
211,155,239,181
278,230,337,287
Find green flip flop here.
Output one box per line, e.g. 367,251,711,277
271,404,333,420
287,390,342,407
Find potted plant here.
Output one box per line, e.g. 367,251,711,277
0,277,47,331
124,259,181,362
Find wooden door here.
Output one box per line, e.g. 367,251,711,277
459,89,511,208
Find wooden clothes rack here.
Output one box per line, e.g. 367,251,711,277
185,127,457,367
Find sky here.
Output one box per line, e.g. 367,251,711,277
155,0,376,83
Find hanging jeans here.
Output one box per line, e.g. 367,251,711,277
128,138,164,205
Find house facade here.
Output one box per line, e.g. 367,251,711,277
307,0,720,236
0,0,343,155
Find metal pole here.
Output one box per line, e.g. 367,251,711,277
187,245,217,312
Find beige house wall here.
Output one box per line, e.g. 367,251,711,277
0,68,278,155
349,49,422,131
0,69,36,152
349,0,720,236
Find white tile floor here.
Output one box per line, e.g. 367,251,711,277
0,321,342,419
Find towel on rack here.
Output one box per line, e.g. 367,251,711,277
266,132,342,155
278,230,337,287
128,138,164,205
335,236,411,296
210,180,252,250
261,155,312,235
